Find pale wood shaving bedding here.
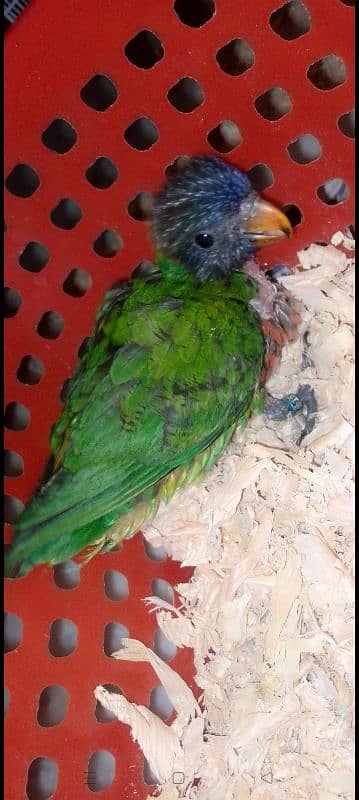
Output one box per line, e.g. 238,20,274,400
95,233,354,799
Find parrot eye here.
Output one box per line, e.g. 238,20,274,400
195,233,214,248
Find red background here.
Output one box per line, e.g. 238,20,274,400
4,1,354,798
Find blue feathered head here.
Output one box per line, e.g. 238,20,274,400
152,156,291,281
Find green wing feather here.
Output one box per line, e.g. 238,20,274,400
5,258,264,576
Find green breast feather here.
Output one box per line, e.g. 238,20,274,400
6,256,264,575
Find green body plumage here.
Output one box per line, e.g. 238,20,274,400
6,257,264,576
5,155,296,579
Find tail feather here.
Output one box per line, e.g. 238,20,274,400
4,467,124,579
5,513,111,578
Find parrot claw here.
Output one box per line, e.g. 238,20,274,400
264,392,303,421
264,383,317,444
266,263,292,281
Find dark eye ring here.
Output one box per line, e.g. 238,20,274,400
195,233,214,248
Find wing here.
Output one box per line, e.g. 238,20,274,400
10,263,263,564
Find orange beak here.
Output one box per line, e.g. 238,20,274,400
243,197,292,246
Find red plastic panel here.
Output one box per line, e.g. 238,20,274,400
4,1,354,798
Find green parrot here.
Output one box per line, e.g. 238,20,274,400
5,156,301,578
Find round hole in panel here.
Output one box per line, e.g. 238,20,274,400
26,757,59,800
19,241,50,273
143,535,167,562
151,578,174,605
153,628,177,662
247,163,274,191
216,38,254,76
94,683,122,723
48,618,78,657
50,198,83,230
37,311,65,339
164,155,191,178
125,29,164,69
104,570,129,601
4,449,24,477
317,178,349,205
5,163,40,198
4,401,30,431
149,685,174,721
255,87,292,120
93,229,123,257
307,54,347,90
345,224,355,239
207,120,242,152
85,157,119,189
62,268,92,297
282,203,303,227
103,622,129,657
53,560,80,589
17,355,44,385
80,74,118,111
287,133,322,164
174,0,215,28
86,750,116,792
4,287,22,317
37,685,69,727
41,118,77,154
269,1,311,40
4,495,25,524
4,611,23,652
131,260,158,281
124,117,159,150
338,110,355,138
127,191,153,221
167,77,204,113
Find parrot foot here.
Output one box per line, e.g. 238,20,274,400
263,384,318,444
266,263,291,281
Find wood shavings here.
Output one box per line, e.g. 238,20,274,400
331,229,355,251
109,638,201,722
264,547,302,654
96,234,354,799
154,610,195,648
94,683,182,785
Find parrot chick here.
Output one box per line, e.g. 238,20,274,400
5,156,301,578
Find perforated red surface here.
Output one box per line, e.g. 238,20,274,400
4,1,354,798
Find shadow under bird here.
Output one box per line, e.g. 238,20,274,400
5,156,301,579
